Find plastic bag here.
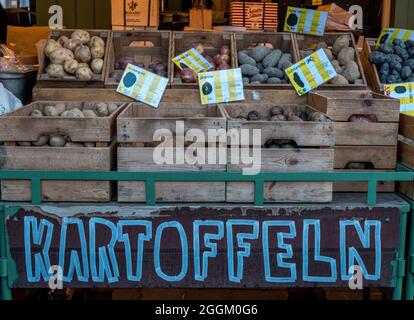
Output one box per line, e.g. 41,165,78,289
0,83,23,116
318,3,354,31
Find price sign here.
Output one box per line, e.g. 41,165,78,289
376,28,414,46
172,48,214,73
284,6,328,36
285,49,337,96
116,64,168,108
384,82,414,115
198,68,245,105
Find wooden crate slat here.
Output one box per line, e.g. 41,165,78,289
334,146,397,170
334,122,399,146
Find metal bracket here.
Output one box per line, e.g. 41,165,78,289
0,258,6,278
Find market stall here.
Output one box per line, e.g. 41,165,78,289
1,0,414,302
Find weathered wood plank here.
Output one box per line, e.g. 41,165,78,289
118,181,226,202
117,103,226,144
399,114,414,141
308,91,400,122
227,149,334,172
226,182,333,203
0,102,125,143
334,146,397,170
334,122,398,146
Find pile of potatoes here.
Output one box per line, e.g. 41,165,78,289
299,35,363,85
17,136,96,148
238,44,293,85
44,30,106,80
233,105,331,122
29,102,119,118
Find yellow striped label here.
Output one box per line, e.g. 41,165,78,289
116,64,169,108
285,49,337,96
283,6,328,36
172,48,213,73
376,28,414,46
384,82,414,113
198,69,244,105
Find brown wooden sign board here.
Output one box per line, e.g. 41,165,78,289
5,203,401,289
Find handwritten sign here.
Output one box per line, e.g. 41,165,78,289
285,49,337,96
172,48,213,73
5,205,401,288
284,7,328,36
116,64,168,108
198,68,245,105
376,28,414,46
384,82,414,115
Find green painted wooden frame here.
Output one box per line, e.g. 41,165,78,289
0,168,413,300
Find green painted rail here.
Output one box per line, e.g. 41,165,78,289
0,169,413,206
0,167,414,300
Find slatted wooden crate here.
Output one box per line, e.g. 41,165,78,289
398,114,414,199
104,30,171,88
295,33,368,90
170,31,235,89
221,103,334,203
361,38,383,93
308,91,399,192
117,103,227,202
397,135,414,199
230,2,278,31
0,101,126,202
37,29,111,88
233,32,297,90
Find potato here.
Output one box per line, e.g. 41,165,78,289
44,106,59,117
64,38,82,52
337,47,355,66
32,136,49,147
329,74,349,85
71,30,90,44
333,35,350,56
17,142,32,147
30,109,44,117
89,36,105,48
44,39,62,58
49,48,74,65
54,103,66,115
108,103,118,114
57,36,69,47
90,59,104,74
90,45,105,59
95,103,109,117
76,66,94,81
75,45,91,63
84,143,96,148
82,109,97,117
64,59,79,74
47,64,67,78
69,108,85,118
49,135,67,147
64,142,85,148
77,62,89,69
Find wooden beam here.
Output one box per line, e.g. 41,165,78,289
382,0,392,28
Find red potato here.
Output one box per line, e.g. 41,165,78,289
181,68,197,83
220,45,230,56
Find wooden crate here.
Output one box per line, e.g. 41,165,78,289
308,91,400,146
37,29,111,88
0,101,126,145
170,31,235,89
230,2,278,31
111,0,159,28
189,9,213,31
0,101,125,202
398,135,414,199
361,38,383,93
308,91,399,188
295,33,368,90
117,103,227,203
105,30,171,88
399,113,414,141
233,32,297,90
222,103,334,203
0,142,116,202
